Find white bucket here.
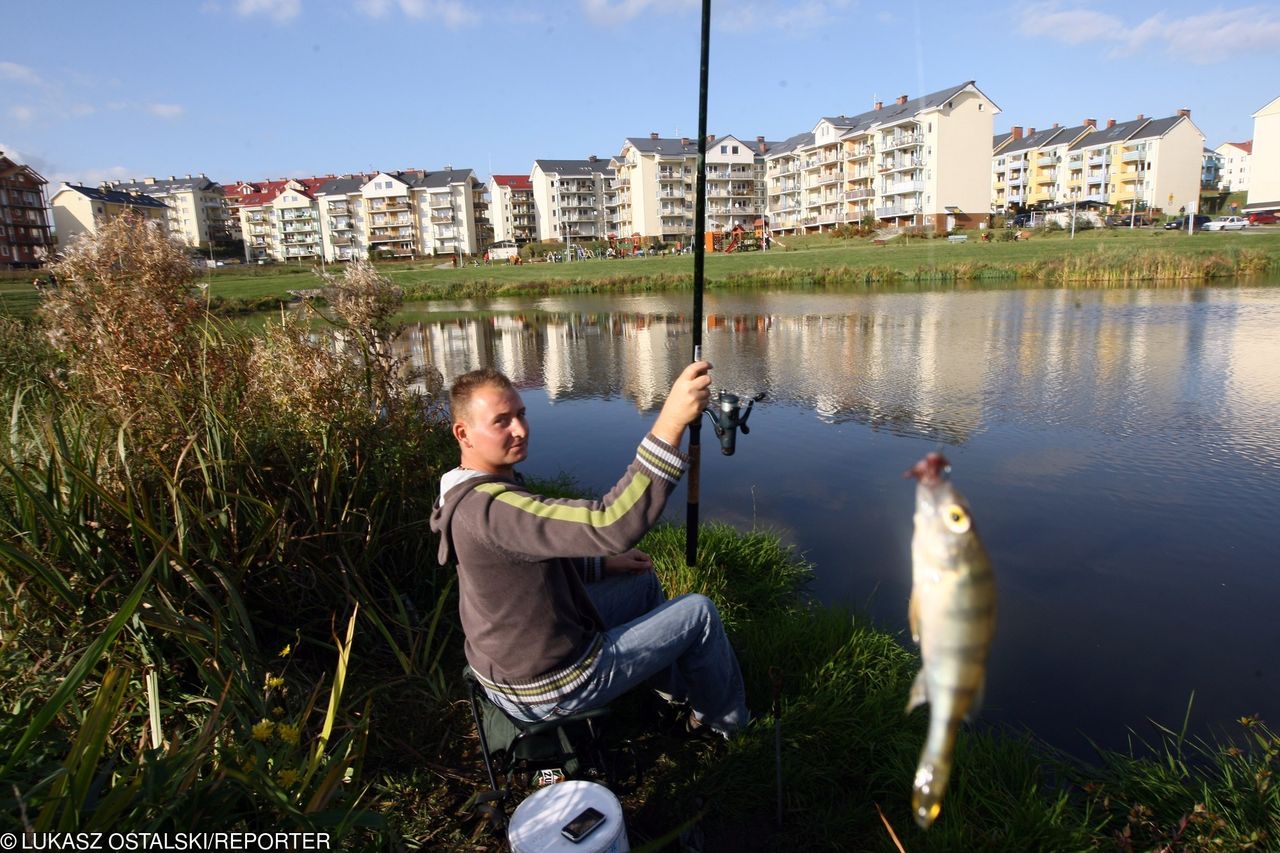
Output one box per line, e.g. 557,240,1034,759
508,780,629,853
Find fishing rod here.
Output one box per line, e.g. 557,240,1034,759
685,0,765,566
686,0,711,568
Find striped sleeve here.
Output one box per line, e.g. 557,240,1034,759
469,434,690,561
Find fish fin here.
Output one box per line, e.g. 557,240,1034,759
964,680,987,722
906,670,927,713
908,591,920,644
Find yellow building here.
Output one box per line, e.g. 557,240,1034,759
50,183,169,247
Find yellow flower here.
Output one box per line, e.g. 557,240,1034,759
266,675,285,689
276,723,300,746
277,768,300,788
251,719,274,742
278,644,292,658
271,705,286,718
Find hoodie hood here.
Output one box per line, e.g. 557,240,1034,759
430,467,509,566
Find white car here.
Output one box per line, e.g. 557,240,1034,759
1203,216,1248,231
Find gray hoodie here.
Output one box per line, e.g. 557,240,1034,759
429,433,689,706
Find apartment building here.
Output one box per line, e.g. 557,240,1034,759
102,175,230,250
1244,95,1280,216
0,151,55,269
994,110,1204,215
531,158,611,243
1215,141,1252,192
1202,148,1222,190
487,175,536,244
233,178,329,263
50,183,169,245
607,134,770,242
767,81,998,235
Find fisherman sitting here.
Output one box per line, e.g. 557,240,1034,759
430,364,749,738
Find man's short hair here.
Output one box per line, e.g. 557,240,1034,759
450,367,515,425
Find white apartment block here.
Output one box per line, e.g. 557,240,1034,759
50,183,170,245
767,81,998,235
487,175,536,244
608,134,770,243
1244,96,1280,216
236,169,489,264
102,175,230,250
531,158,611,243
1215,141,1252,192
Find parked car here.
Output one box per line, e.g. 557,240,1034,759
1247,211,1278,225
1107,213,1155,227
1203,216,1248,231
1008,213,1034,228
1163,215,1211,231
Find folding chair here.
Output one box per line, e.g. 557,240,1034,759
463,667,613,827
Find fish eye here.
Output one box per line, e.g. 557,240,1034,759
943,505,970,534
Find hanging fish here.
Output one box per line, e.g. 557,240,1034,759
904,452,997,829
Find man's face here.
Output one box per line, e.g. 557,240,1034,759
455,383,529,474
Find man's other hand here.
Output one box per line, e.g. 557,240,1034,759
603,548,654,576
653,361,712,446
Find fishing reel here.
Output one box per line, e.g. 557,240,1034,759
704,390,766,456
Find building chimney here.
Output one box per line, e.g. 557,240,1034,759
1177,108,1190,118
874,101,883,111
650,132,659,140
588,155,598,163
1137,114,1145,121
1106,118,1116,129
1052,122,1059,128
144,177,156,185
1028,128,1036,136
1011,126,1023,140
681,137,689,146
707,134,716,143
896,94,908,105
1084,117,1096,128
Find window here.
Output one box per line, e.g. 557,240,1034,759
732,145,739,154
978,103,983,111
720,145,727,154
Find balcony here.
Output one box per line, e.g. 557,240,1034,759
848,146,874,159
844,187,875,200
882,134,923,151
1036,155,1058,168
883,180,924,196
429,196,453,209
1007,177,1025,187
876,205,922,218
1121,149,1146,163
1087,154,1109,166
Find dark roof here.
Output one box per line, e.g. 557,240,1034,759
533,159,611,176
764,131,814,158
106,175,221,194
992,131,1014,151
315,176,369,196
622,138,701,156
1001,126,1069,155
820,81,993,136
60,184,169,208
1069,117,1149,151
1128,116,1182,141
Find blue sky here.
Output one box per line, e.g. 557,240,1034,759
3,1,1277,186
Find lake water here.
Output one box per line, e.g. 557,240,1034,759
391,282,1280,757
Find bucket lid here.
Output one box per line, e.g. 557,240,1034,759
508,780,625,852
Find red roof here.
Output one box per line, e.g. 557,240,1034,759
1228,141,1253,155
492,174,533,191
226,176,331,208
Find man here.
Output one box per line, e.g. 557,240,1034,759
430,362,748,737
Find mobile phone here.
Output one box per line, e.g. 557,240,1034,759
560,806,606,843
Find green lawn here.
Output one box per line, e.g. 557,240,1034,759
5,228,1278,318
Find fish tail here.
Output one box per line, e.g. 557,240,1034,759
912,717,959,829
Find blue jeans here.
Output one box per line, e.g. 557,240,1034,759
486,571,749,736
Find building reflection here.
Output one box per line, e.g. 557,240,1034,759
387,287,1276,450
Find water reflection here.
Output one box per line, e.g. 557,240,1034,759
390,284,1280,755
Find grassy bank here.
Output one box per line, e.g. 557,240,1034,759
3,229,1278,319
2,220,1277,849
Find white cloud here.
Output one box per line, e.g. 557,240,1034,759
1018,3,1280,64
10,105,35,123
147,103,185,119
357,0,479,25
0,61,42,85
234,0,301,23
582,0,694,26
